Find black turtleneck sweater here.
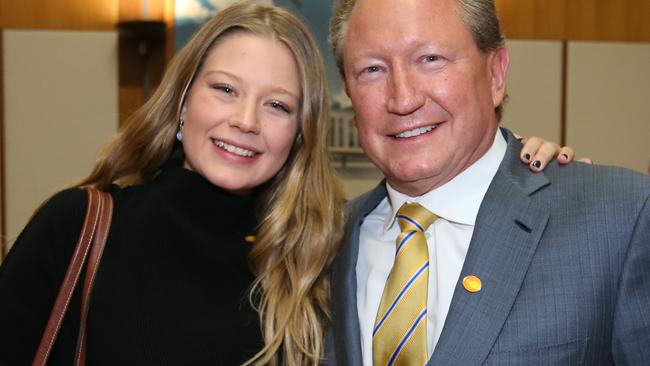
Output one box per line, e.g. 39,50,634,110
0,162,263,365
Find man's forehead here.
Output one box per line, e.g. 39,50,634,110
347,0,462,35
344,0,468,50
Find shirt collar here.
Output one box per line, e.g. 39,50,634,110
383,129,507,231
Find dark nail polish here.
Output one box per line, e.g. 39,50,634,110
532,160,542,169
524,153,531,161
561,154,569,160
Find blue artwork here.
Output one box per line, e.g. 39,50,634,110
174,0,351,109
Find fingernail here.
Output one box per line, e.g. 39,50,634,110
561,154,568,160
524,153,531,161
532,160,542,169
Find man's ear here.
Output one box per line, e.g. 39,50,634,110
489,45,509,107
342,74,358,128
343,74,352,98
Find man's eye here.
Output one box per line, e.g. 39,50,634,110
365,66,380,73
424,55,439,62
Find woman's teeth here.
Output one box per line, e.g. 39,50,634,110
213,140,256,157
395,124,437,139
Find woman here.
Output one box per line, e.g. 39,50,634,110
0,2,573,365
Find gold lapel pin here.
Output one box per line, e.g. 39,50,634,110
244,235,256,244
463,275,482,293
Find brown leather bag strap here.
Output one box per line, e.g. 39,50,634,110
32,188,113,366
74,189,113,366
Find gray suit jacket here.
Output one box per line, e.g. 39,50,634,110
326,128,650,365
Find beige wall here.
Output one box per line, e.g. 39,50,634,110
567,42,650,174
503,40,650,174
501,40,563,143
3,30,118,250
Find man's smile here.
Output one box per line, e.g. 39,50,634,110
393,123,439,139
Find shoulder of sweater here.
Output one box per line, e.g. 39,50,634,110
4,188,92,278
26,185,126,244
36,187,89,221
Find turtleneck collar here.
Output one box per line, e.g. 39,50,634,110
150,157,261,234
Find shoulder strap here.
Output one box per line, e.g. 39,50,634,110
74,189,112,366
32,187,113,366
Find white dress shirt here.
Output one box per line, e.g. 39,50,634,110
356,130,507,365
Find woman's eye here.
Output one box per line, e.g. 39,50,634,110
270,101,291,114
214,84,234,94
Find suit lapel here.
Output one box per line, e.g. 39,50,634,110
331,183,387,366
428,129,551,365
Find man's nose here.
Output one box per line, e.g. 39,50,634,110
229,99,260,133
386,67,425,115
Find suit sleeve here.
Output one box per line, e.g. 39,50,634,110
0,188,87,366
612,192,650,365
323,328,337,365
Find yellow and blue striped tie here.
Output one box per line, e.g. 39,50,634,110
373,202,437,366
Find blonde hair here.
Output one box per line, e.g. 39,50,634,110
329,0,506,120
78,2,344,365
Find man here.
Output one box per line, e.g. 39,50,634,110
326,0,650,365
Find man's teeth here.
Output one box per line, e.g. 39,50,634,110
395,124,437,138
213,140,256,157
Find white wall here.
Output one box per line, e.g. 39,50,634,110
3,30,118,250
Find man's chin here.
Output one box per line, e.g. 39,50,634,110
386,172,446,197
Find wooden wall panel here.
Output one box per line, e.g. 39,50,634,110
164,0,175,62
118,85,145,123
496,0,650,42
496,0,566,40
566,0,650,42
118,0,174,126
0,31,5,261
0,0,648,43
0,0,117,30
119,0,168,21
628,0,650,41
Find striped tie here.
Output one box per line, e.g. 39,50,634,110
373,202,438,366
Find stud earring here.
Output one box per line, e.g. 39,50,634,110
176,118,185,142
